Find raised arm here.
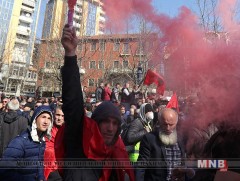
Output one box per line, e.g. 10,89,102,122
61,25,85,157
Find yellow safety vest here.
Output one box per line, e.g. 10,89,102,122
129,142,140,162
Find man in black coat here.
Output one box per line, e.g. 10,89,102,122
136,108,195,181
0,98,28,157
57,25,134,181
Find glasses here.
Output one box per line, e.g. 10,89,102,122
2,101,7,103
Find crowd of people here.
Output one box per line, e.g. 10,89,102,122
0,25,239,181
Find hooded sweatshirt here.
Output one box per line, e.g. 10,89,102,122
0,106,53,181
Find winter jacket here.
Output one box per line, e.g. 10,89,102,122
0,111,28,157
136,131,186,181
0,105,53,181
0,129,46,181
126,117,147,147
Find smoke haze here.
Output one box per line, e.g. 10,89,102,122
103,0,240,128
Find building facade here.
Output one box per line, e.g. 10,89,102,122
42,0,105,40
0,0,42,96
36,33,160,95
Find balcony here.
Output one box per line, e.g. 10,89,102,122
120,52,130,56
21,5,34,13
73,14,80,20
17,26,31,36
24,81,36,86
9,74,25,80
73,22,81,28
19,15,33,24
41,68,54,74
22,0,35,8
75,7,82,13
15,37,29,45
109,67,131,74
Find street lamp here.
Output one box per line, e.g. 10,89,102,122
137,64,143,84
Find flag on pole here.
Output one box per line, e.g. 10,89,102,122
143,69,165,95
166,92,179,112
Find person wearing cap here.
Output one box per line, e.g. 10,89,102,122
0,105,53,181
0,98,28,157
136,108,194,181
125,103,154,162
55,25,135,181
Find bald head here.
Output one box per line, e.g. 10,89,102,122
158,108,178,135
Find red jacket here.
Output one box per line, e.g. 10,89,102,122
103,87,112,101
44,125,61,179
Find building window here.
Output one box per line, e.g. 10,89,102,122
99,41,105,51
10,85,16,92
123,60,128,68
3,12,8,20
88,79,95,87
90,61,96,69
98,61,104,69
114,61,119,68
19,67,24,76
113,42,120,51
12,69,18,76
123,43,129,54
91,41,96,51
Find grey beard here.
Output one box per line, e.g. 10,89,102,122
158,129,178,146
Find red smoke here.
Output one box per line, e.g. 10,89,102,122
103,0,240,131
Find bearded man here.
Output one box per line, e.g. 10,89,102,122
136,108,194,181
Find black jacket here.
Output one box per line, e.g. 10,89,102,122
0,111,28,157
136,131,186,181
62,56,119,181
126,118,147,147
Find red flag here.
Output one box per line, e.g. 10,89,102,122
166,93,179,112
143,69,165,95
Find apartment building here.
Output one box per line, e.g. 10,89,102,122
0,0,41,96
36,33,159,95
42,0,105,40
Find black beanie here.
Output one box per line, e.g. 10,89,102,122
91,101,121,123
145,103,154,114
91,101,122,143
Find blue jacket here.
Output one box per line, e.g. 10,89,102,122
0,129,46,181
0,105,53,181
